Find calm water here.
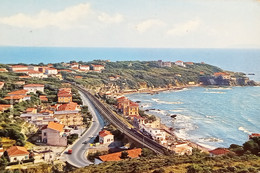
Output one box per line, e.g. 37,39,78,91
127,87,260,149
0,47,259,81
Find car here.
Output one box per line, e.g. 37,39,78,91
82,141,88,144
67,149,72,154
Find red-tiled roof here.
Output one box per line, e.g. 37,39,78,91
39,95,48,101
24,84,44,87
0,68,7,72
8,89,28,95
99,130,113,137
26,108,36,112
19,76,31,78
47,122,64,132
91,64,104,67
57,102,78,111
175,60,183,63
249,133,260,138
11,65,28,68
209,148,230,155
75,76,83,79
214,72,230,77
129,101,139,107
99,148,142,162
28,70,42,74
4,95,29,100
7,146,29,156
0,104,12,111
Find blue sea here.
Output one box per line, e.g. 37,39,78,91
127,87,260,149
0,47,259,148
0,47,259,81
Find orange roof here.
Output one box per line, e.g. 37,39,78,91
8,89,28,95
59,88,71,92
99,148,142,162
7,146,29,156
209,148,230,155
39,109,53,114
99,130,113,137
39,95,48,101
0,68,7,72
249,133,260,138
75,76,83,79
24,84,44,87
26,108,36,112
185,62,194,65
28,70,42,74
214,72,230,77
0,104,12,111
47,122,64,132
11,65,28,68
57,102,78,111
129,101,139,107
4,95,30,100
175,60,183,63
91,64,105,67
58,92,72,97
0,81,4,85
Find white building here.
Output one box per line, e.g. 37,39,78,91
175,60,186,67
45,68,58,75
28,71,47,78
7,146,30,162
99,130,114,144
79,65,90,71
172,142,193,155
23,84,44,94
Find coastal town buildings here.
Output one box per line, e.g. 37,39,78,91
157,60,172,67
91,64,105,72
117,97,139,117
0,68,8,72
9,65,28,72
214,72,231,80
6,146,30,162
42,122,67,146
23,84,44,94
57,88,72,103
96,148,142,163
0,104,12,113
4,89,31,102
172,142,193,155
175,60,186,67
99,130,114,144
79,65,90,71
45,68,58,75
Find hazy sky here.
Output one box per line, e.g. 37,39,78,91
0,0,259,48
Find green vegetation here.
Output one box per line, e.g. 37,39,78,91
64,61,223,90
67,134,79,145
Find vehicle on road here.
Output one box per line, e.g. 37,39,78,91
68,149,73,154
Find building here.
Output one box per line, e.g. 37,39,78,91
4,89,31,102
0,82,4,89
54,110,83,127
70,63,79,69
249,133,260,139
175,60,186,67
58,88,72,103
0,104,12,113
7,89,28,96
209,148,231,156
45,68,58,75
42,122,67,146
9,65,28,72
99,130,114,144
97,148,142,163
39,95,48,102
185,62,194,65
26,107,37,114
157,60,172,67
20,112,54,127
28,66,39,71
79,65,90,71
214,72,231,80
0,68,8,72
172,142,193,155
15,81,26,85
117,97,139,117
24,84,44,94
6,146,30,162
91,64,105,72
28,71,47,78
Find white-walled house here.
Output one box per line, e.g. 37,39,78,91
175,60,186,67
23,84,44,94
42,122,67,146
79,65,90,71
45,68,58,75
99,130,114,144
172,142,193,155
7,146,30,162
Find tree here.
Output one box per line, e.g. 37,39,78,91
120,151,129,159
141,148,155,157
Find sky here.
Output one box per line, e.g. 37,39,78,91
0,0,259,48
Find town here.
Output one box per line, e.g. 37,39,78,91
0,60,259,172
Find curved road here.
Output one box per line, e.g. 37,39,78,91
63,91,105,168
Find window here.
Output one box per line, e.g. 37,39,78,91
25,155,28,159
44,132,47,136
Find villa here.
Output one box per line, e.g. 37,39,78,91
42,122,67,146
23,84,45,94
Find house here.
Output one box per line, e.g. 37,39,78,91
7,89,28,96
42,122,67,146
70,63,79,69
39,95,48,102
28,66,39,71
56,102,80,111
15,81,26,85
28,71,46,78
91,64,105,72
0,82,4,89
0,104,12,113
54,111,83,126
0,68,7,72
26,107,37,114
9,65,28,72
117,97,139,117
79,65,90,71
185,62,194,65
172,142,193,155
140,126,167,145
58,69,72,73
97,148,142,163
99,130,114,144
175,60,186,67
214,72,231,80
4,89,31,102
6,146,30,162
20,112,54,127
157,60,172,67
45,68,58,75
58,88,72,103
75,76,83,79
24,84,44,94
249,133,260,139
209,148,231,156
188,82,195,85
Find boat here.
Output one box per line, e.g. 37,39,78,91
248,73,255,75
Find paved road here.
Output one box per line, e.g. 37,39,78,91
63,91,105,168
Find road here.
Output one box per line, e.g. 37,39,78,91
63,90,105,168
75,85,168,155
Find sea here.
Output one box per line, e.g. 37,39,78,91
0,47,259,148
